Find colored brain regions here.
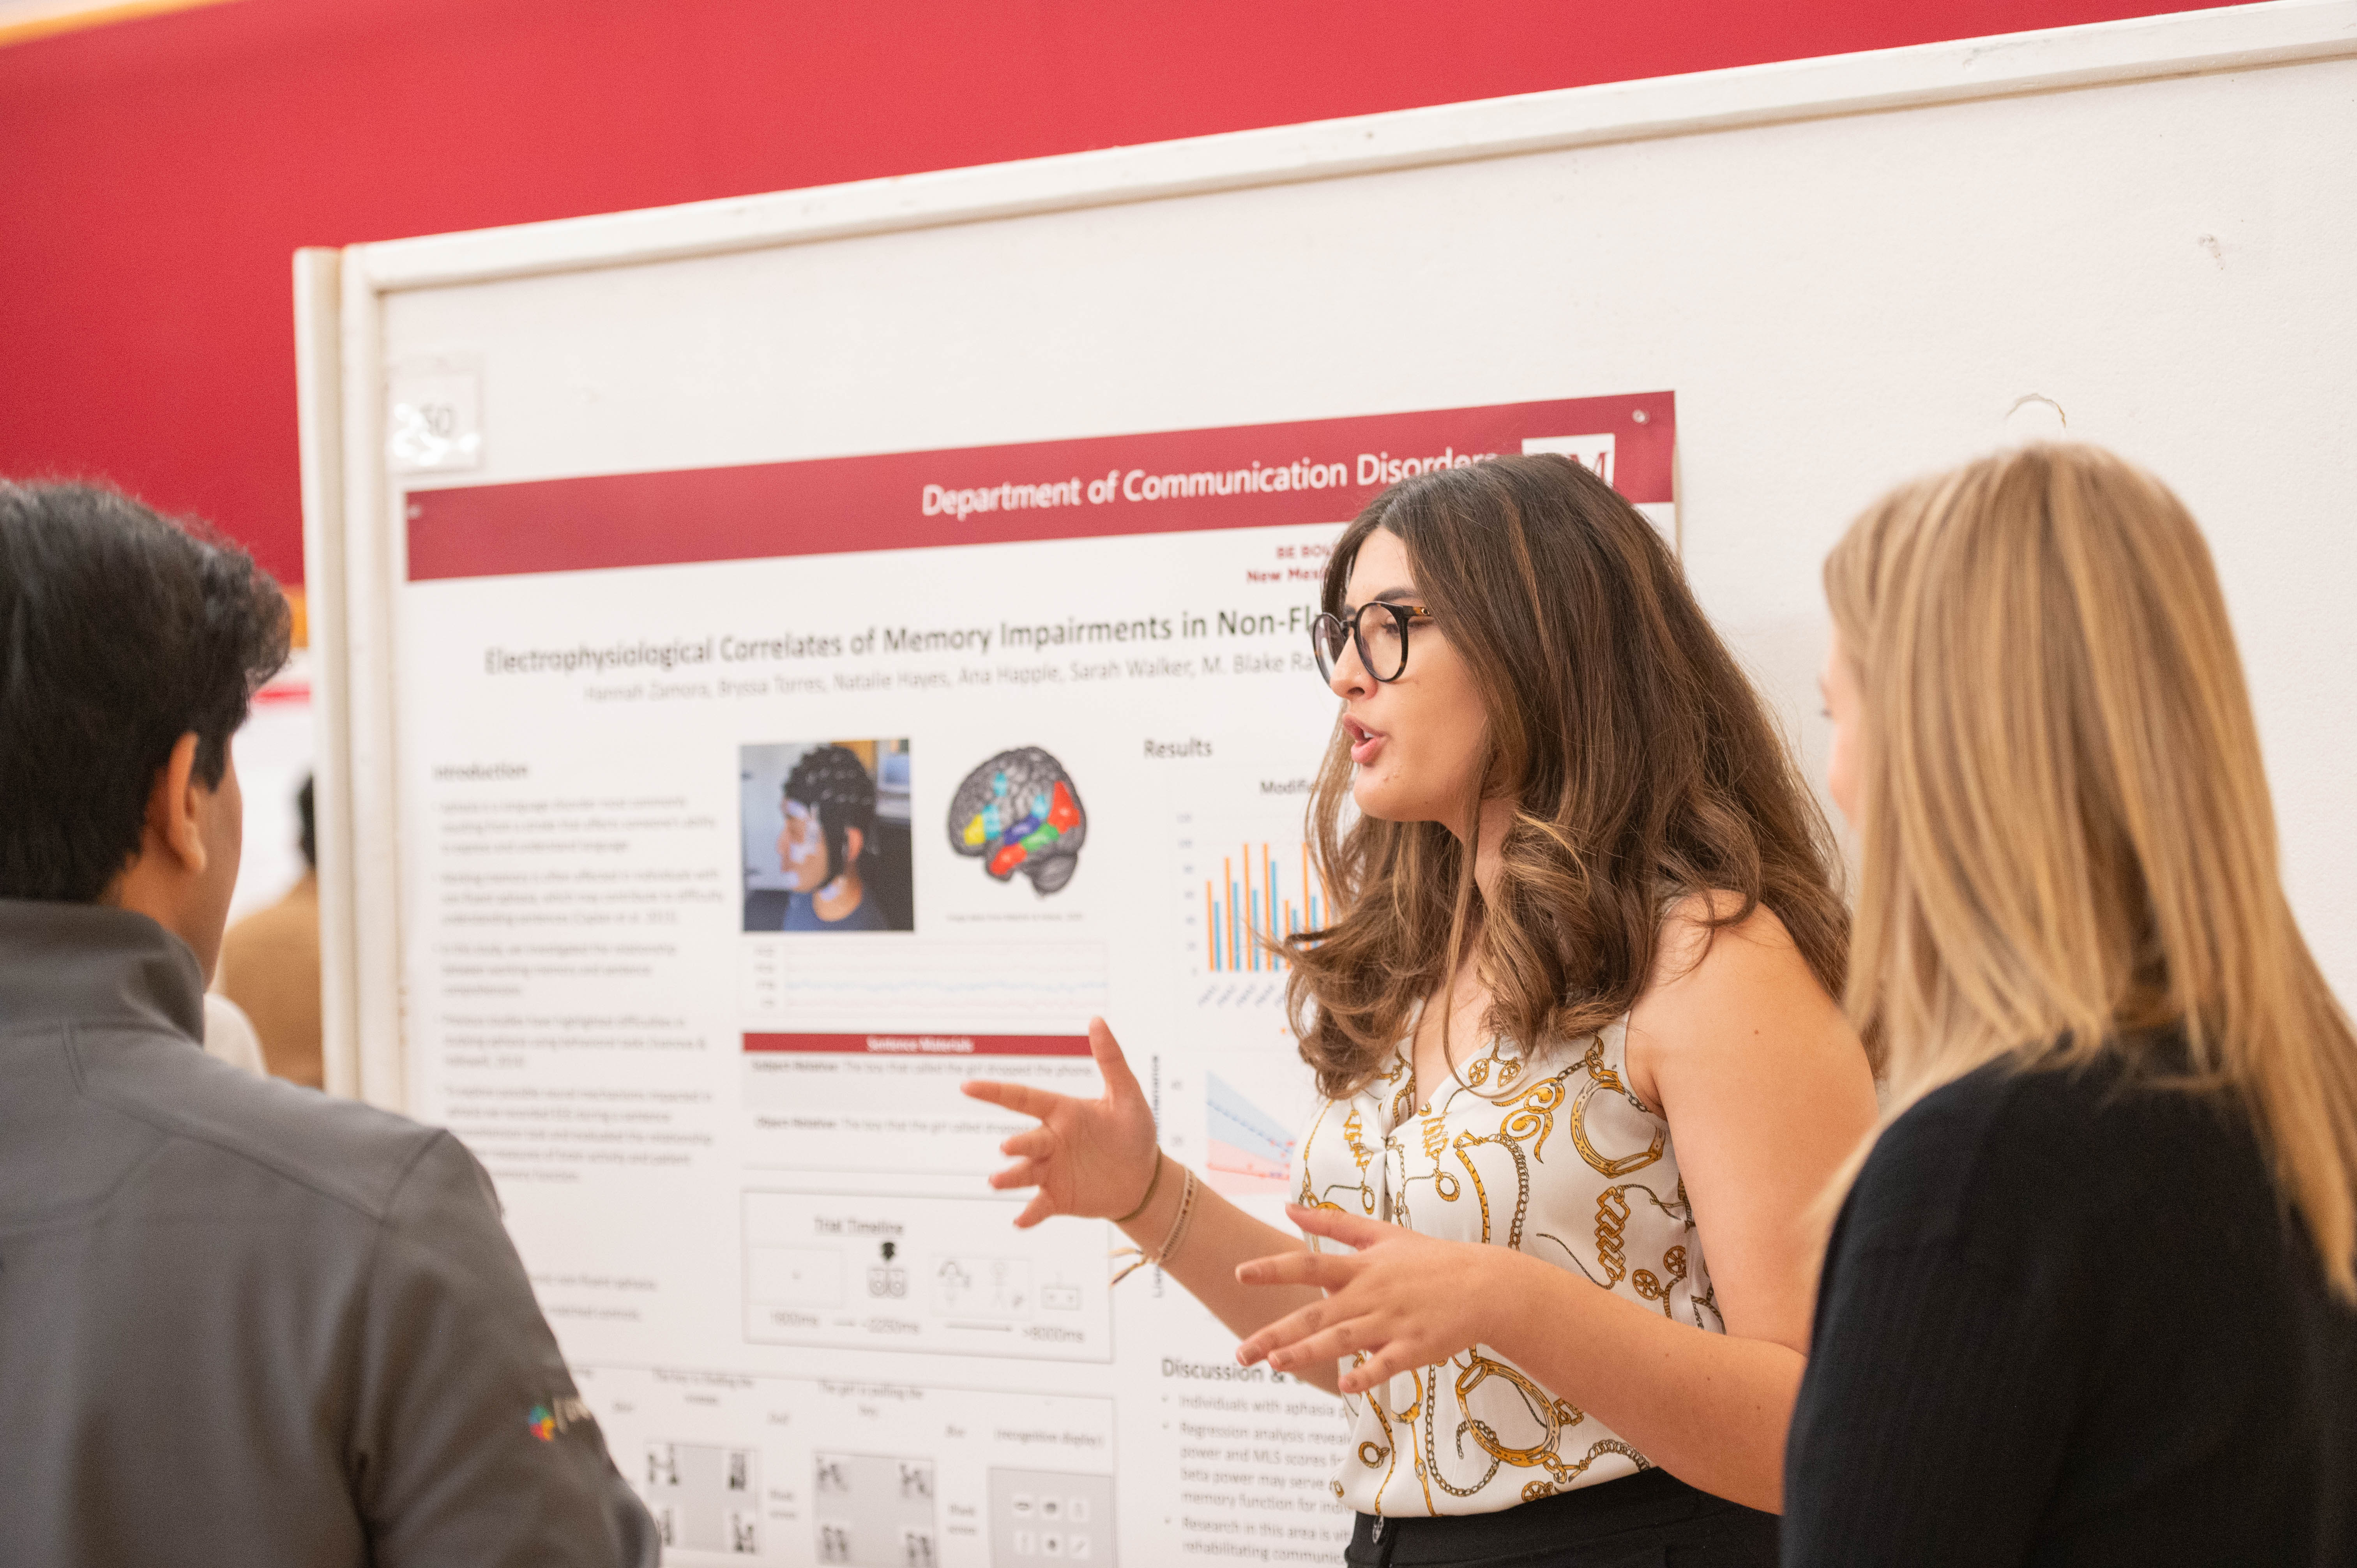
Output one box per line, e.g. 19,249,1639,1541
948,748,1087,895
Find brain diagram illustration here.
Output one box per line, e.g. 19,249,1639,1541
947,748,1087,895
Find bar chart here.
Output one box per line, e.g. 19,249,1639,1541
1196,837,1324,975
1176,813,1331,1015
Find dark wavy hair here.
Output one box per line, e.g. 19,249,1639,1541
0,481,290,903
1280,455,1849,1099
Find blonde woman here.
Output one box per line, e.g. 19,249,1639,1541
1786,445,2357,1564
970,456,1877,1565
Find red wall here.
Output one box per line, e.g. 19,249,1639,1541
0,0,2248,585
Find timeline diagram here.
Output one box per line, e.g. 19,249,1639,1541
741,1189,1111,1360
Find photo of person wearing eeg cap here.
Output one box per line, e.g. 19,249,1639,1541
740,739,913,932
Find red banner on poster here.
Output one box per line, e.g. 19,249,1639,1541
742,1033,1093,1057
407,392,1673,581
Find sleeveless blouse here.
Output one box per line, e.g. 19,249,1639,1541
1293,1017,1720,1518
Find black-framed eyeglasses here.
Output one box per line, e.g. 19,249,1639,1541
1311,601,1431,683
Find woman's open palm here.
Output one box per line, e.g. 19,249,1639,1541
961,1017,1159,1227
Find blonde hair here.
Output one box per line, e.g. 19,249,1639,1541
1826,443,2357,1299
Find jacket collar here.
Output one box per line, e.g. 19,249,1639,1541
0,900,205,1043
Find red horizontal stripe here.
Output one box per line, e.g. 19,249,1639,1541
407,393,1672,581
743,1032,1092,1056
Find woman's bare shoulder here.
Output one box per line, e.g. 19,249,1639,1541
1647,890,1804,992
1627,892,1835,1100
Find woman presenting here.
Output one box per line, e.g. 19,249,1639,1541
968,454,1876,1564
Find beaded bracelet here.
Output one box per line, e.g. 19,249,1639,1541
1110,1163,1201,1287
1155,1165,1201,1266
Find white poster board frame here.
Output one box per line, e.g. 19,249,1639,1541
297,0,2357,1109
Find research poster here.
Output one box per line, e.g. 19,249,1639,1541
397,394,1676,1566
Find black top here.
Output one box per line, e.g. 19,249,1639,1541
1783,1036,2357,1567
0,900,657,1567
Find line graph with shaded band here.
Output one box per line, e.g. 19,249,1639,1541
1206,1071,1296,1194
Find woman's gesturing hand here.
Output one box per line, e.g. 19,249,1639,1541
1234,1204,1533,1395
961,1017,1159,1228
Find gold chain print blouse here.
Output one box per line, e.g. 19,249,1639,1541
1294,1016,1721,1517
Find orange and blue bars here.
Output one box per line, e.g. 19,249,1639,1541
1205,841,1325,974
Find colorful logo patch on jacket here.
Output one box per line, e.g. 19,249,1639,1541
528,1393,595,1443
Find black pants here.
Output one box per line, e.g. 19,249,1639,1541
1342,1469,1777,1567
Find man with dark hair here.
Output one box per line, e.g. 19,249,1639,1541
0,483,655,1566
773,742,887,930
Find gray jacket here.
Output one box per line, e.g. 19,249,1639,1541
0,900,658,1565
